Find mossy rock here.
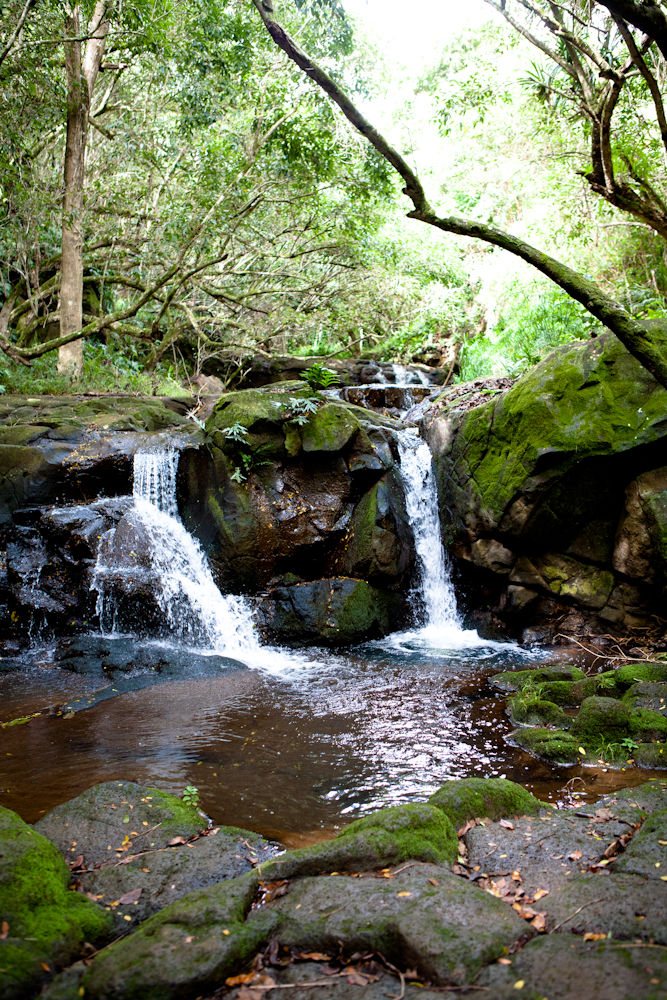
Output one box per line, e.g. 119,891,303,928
510,727,581,764
300,402,359,453
75,874,276,1000
633,744,667,767
0,806,113,999
490,665,586,693
259,803,458,880
570,696,633,743
507,694,570,728
428,777,542,830
614,663,667,690
261,578,392,646
34,780,205,869
629,707,667,742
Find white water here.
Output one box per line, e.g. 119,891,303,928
92,450,258,656
390,430,501,653
392,364,430,387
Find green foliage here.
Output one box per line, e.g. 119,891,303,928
271,396,320,425
181,786,199,808
221,422,271,482
458,282,598,381
299,363,339,389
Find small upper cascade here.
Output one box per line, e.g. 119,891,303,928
397,431,459,628
391,364,430,387
133,450,179,516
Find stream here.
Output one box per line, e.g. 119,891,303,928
0,434,653,843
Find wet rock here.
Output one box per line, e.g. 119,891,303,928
624,680,667,712
34,781,207,870
260,803,458,880
428,777,543,831
614,808,667,878
337,472,414,585
490,665,587,693
510,727,581,763
258,577,394,645
77,827,276,933
477,934,667,1000
0,805,112,1000
507,694,570,728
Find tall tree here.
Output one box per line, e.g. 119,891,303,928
59,1,113,375
249,0,667,387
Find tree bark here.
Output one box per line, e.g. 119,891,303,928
58,1,112,376
598,0,667,62
249,0,667,389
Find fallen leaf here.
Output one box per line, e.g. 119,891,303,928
592,808,614,823
40,962,51,972
226,973,257,986
396,891,412,897
568,850,583,861
578,748,586,755
659,840,667,846
457,819,476,837
499,819,514,830
222,929,230,936
530,912,547,932
498,958,512,966
238,988,264,1000
583,932,607,942
299,952,331,962
427,878,439,886
550,855,564,860
532,889,549,901
118,888,142,905
485,882,502,899
513,980,525,990
168,837,186,846
0,921,8,940
404,969,420,979
69,855,84,869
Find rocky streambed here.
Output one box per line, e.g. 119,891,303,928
2,775,666,1000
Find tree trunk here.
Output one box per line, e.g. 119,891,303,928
58,2,112,376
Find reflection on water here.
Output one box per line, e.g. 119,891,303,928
0,635,654,843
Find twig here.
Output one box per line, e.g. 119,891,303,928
382,959,405,1000
244,977,349,990
550,898,604,933
607,942,667,951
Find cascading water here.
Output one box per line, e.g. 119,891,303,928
393,430,494,650
92,450,258,656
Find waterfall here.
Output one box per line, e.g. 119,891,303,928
395,430,490,649
92,450,258,654
392,364,430,387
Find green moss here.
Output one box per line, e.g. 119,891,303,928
490,665,586,693
428,777,542,830
633,744,667,768
510,727,581,763
614,663,667,690
79,875,276,1000
332,579,390,641
300,402,359,453
0,807,112,999
338,803,458,864
508,694,570,728
570,696,633,743
629,708,667,742
259,803,458,880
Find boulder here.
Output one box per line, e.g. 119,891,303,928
258,577,394,645
0,806,112,999
428,776,543,830
422,334,667,634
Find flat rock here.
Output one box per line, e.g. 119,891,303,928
476,934,667,999
542,871,667,941
614,808,667,879
78,826,276,932
34,780,207,869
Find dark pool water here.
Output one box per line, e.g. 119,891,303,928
0,632,655,846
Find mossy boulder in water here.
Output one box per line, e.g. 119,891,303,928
428,777,542,830
258,577,393,645
507,693,571,728
0,806,112,999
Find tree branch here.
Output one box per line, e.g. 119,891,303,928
0,0,37,69
249,0,667,388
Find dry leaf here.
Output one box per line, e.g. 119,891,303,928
592,808,614,822
511,870,522,883
457,819,476,837
568,850,583,861
168,836,186,846
299,952,331,962
226,973,257,986
427,878,439,886
0,921,8,940
499,819,514,830
498,958,512,966
583,932,607,942
530,912,547,932
69,855,84,869
40,962,50,972
396,891,412,897
118,888,142,905
532,889,549,901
